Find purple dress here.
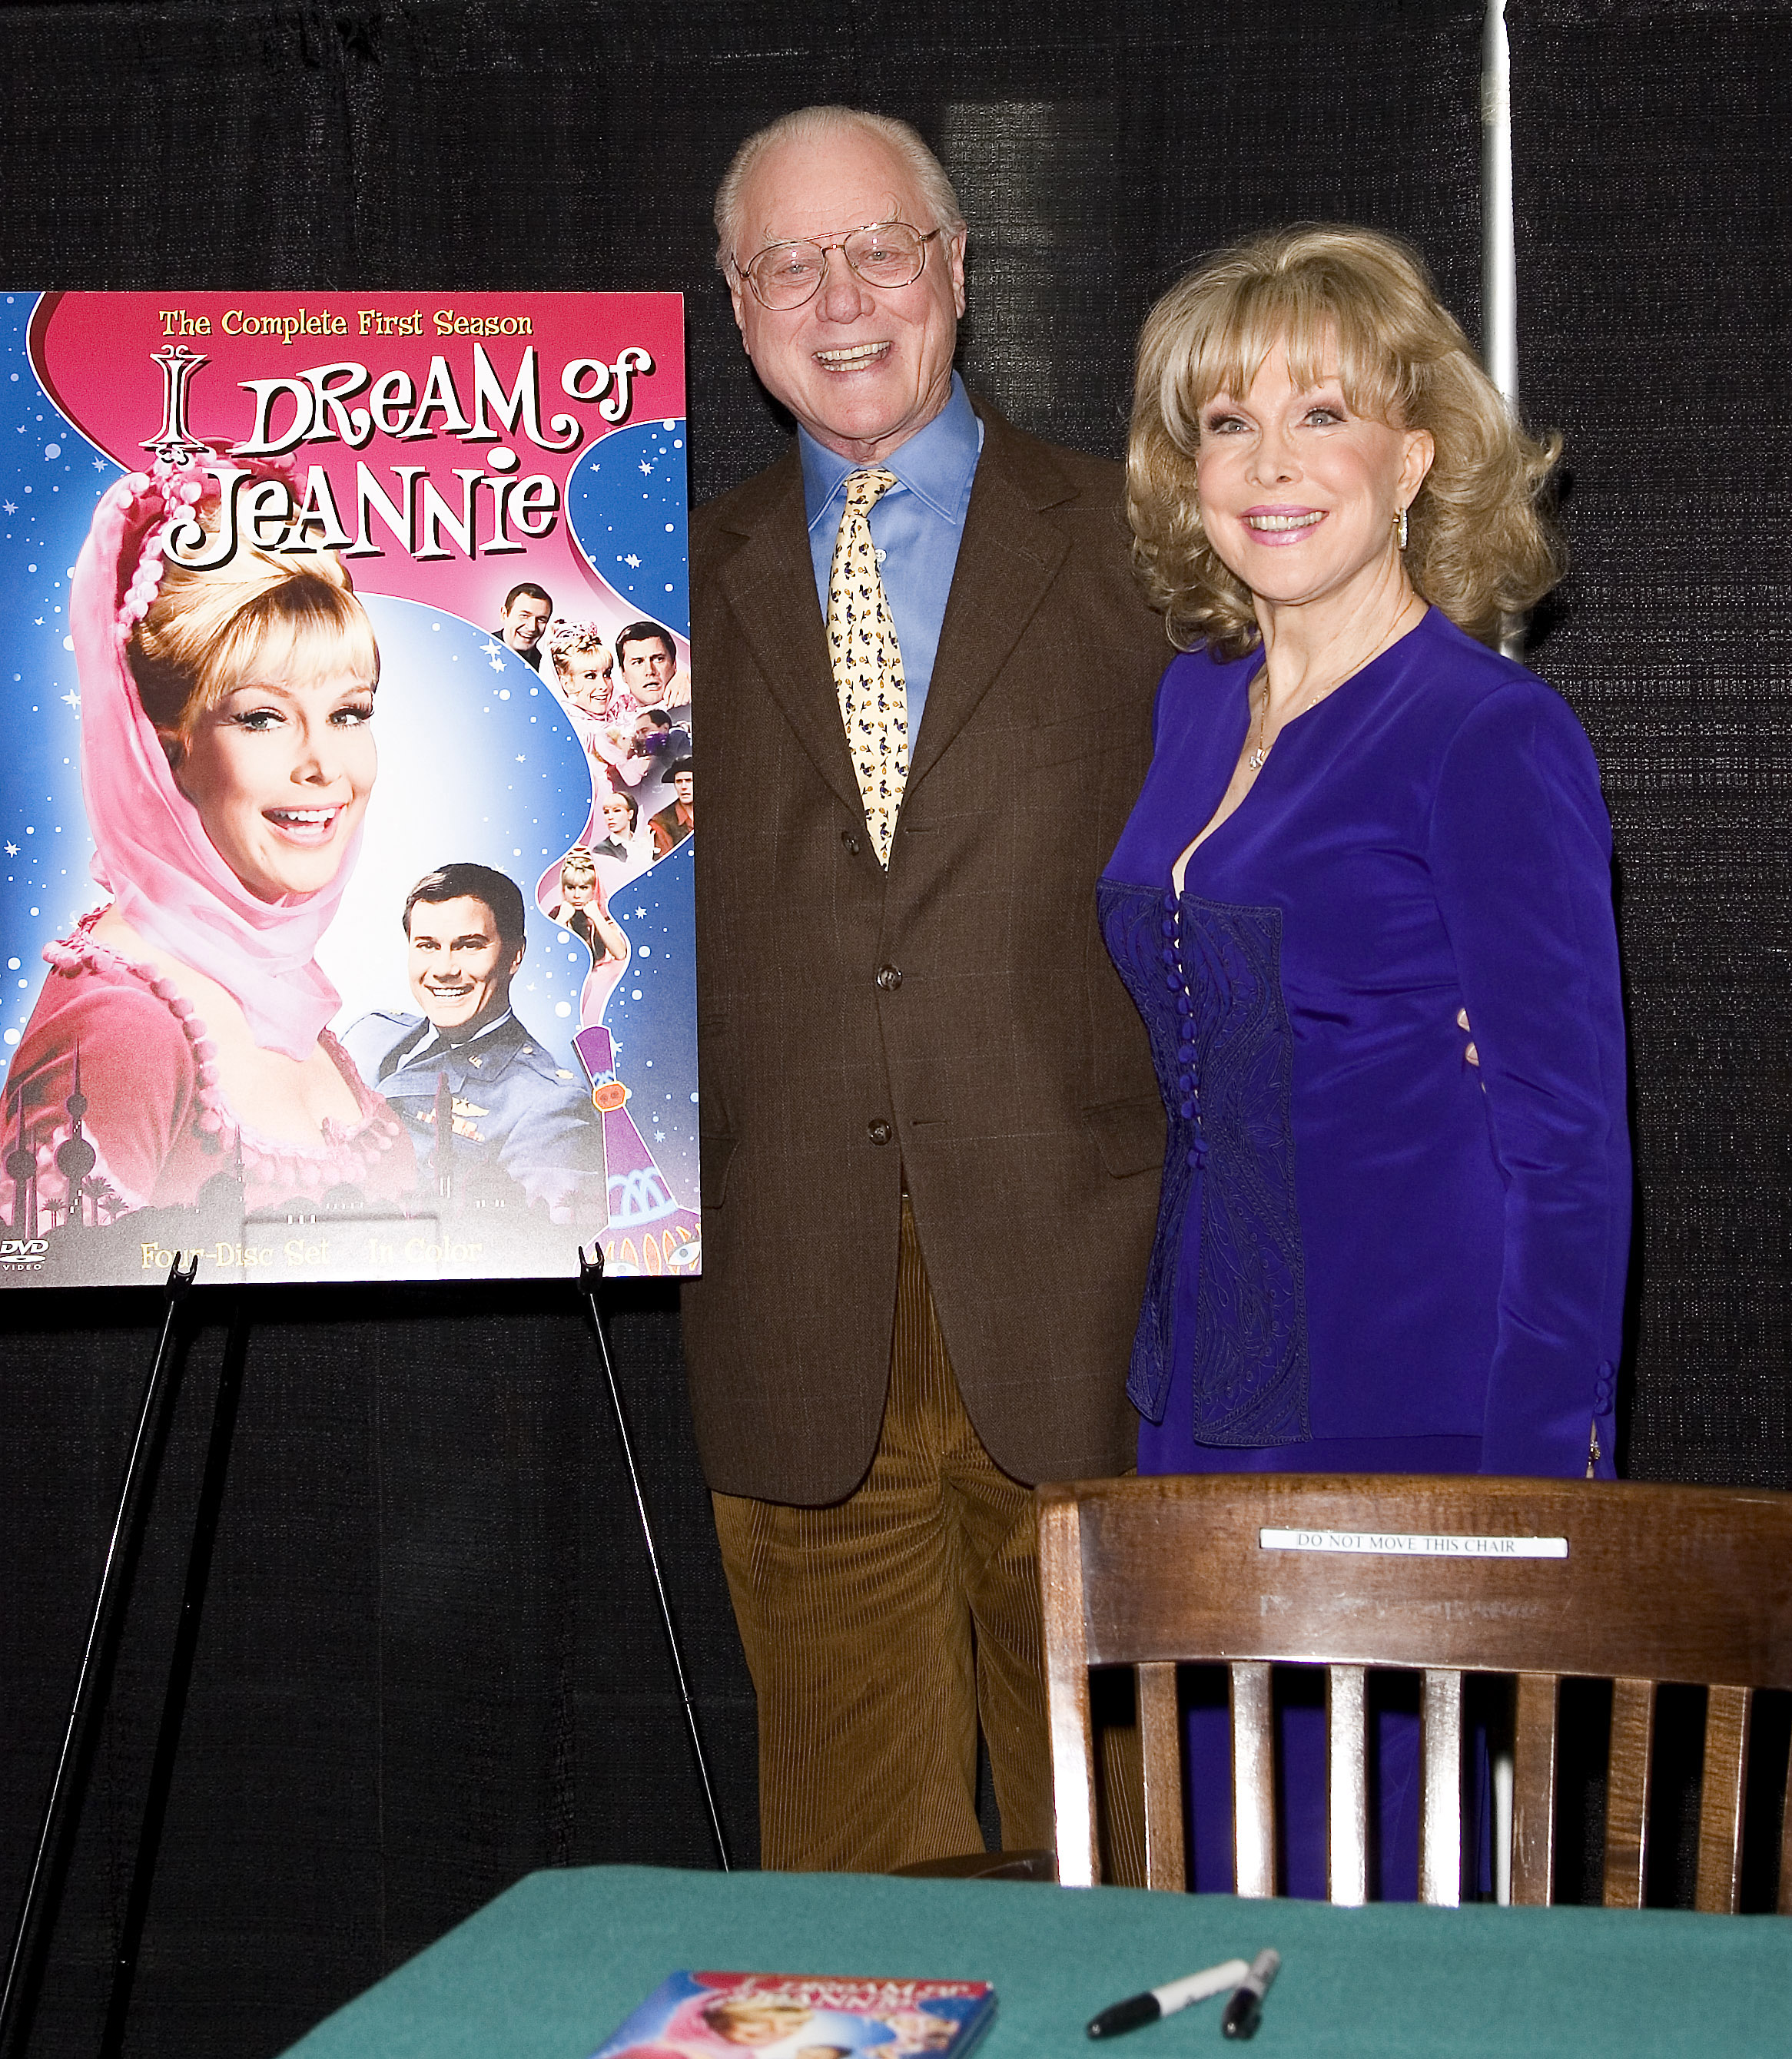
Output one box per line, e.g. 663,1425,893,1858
1099,608,1629,1895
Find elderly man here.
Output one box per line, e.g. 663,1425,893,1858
685,106,1165,1872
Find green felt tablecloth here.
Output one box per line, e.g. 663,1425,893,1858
281,1864,1790,2059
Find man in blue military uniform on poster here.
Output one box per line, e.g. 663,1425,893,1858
343,862,609,1224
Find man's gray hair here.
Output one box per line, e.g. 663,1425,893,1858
714,106,967,272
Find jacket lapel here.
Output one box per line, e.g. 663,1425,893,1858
712,454,862,819
908,406,1075,788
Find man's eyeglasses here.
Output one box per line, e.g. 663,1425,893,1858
734,220,944,310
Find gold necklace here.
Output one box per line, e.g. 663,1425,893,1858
1243,630,1406,774
1246,675,1273,771
1245,668,1283,771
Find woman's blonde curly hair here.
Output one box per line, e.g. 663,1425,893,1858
128,515,378,755
1127,224,1563,658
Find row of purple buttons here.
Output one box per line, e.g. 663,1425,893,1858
1162,891,1208,1173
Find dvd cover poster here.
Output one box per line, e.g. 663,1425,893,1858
589,1971,997,2059
0,291,699,1287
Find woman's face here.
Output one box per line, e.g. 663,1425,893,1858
561,648,612,715
561,874,595,907
601,794,633,839
1194,335,1432,618
172,665,376,901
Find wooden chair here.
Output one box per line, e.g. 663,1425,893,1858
1039,1474,1792,1909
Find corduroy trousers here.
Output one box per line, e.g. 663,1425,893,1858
712,1196,1054,1873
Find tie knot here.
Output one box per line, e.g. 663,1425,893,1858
845,468,899,513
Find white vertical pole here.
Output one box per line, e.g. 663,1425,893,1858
1482,0,1518,409
1483,0,1520,1908
1483,0,1524,681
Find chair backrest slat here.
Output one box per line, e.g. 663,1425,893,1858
1230,1662,1276,1898
1326,1665,1368,1907
1694,1685,1752,1913
1039,1493,1098,1888
1420,1669,1464,1905
1602,1676,1655,1908
1137,1661,1185,1892
1511,1669,1559,1905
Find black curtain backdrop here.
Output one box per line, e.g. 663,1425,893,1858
1507,0,1791,1489
0,2,1783,2054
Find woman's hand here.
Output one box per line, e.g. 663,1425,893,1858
593,906,629,964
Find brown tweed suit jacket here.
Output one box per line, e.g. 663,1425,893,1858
682,400,1166,1504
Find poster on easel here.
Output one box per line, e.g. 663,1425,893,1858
0,291,699,1288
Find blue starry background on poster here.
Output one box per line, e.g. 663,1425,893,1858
0,291,114,1061
566,417,689,639
600,837,698,1215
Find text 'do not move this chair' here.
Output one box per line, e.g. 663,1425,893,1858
1039,1474,1792,1908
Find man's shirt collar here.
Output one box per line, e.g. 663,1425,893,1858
403,1007,516,1068
799,372,982,534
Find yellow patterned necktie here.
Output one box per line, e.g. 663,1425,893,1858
826,467,908,867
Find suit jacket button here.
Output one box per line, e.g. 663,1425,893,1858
876,963,902,992
867,1119,894,1146
841,829,862,856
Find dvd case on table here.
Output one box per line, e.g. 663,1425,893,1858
589,1970,997,2059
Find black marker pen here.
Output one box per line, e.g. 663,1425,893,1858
1085,1958,1250,2039
1220,1948,1280,2041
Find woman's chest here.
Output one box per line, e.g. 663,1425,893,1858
209,1033,363,1142
1125,706,1458,1001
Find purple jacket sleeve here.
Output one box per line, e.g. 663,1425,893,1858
1428,681,1630,1477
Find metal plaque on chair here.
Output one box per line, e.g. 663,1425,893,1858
1259,1527,1568,1560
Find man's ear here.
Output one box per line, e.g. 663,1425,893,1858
728,273,748,343
506,940,527,978
947,229,968,320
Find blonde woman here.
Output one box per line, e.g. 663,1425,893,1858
544,846,627,967
5,465,410,1222
1101,227,1629,1895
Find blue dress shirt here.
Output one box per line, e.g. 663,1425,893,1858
799,372,984,748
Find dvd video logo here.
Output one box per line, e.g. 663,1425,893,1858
0,1237,49,1269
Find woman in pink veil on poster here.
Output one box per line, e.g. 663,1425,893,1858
3,459,412,1227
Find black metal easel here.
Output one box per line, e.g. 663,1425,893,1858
0,1253,198,2059
98,1291,252,2059
5,1245,728,2057
579,1243,730,1871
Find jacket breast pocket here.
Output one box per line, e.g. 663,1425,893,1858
1030,711,1137,770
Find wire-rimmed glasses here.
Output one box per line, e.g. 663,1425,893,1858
734,220,944,310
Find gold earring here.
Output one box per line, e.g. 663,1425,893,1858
1396,506,1409,551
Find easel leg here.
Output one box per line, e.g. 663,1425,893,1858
100,1290,251,2059
579,1245,730,1871
0,1254,197,2059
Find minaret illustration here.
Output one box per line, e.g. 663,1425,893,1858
573,1024,699,1276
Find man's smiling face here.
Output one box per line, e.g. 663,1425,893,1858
405,894,523,1033
728,125,966,464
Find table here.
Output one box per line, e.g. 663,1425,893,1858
280,1864,1791,2059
